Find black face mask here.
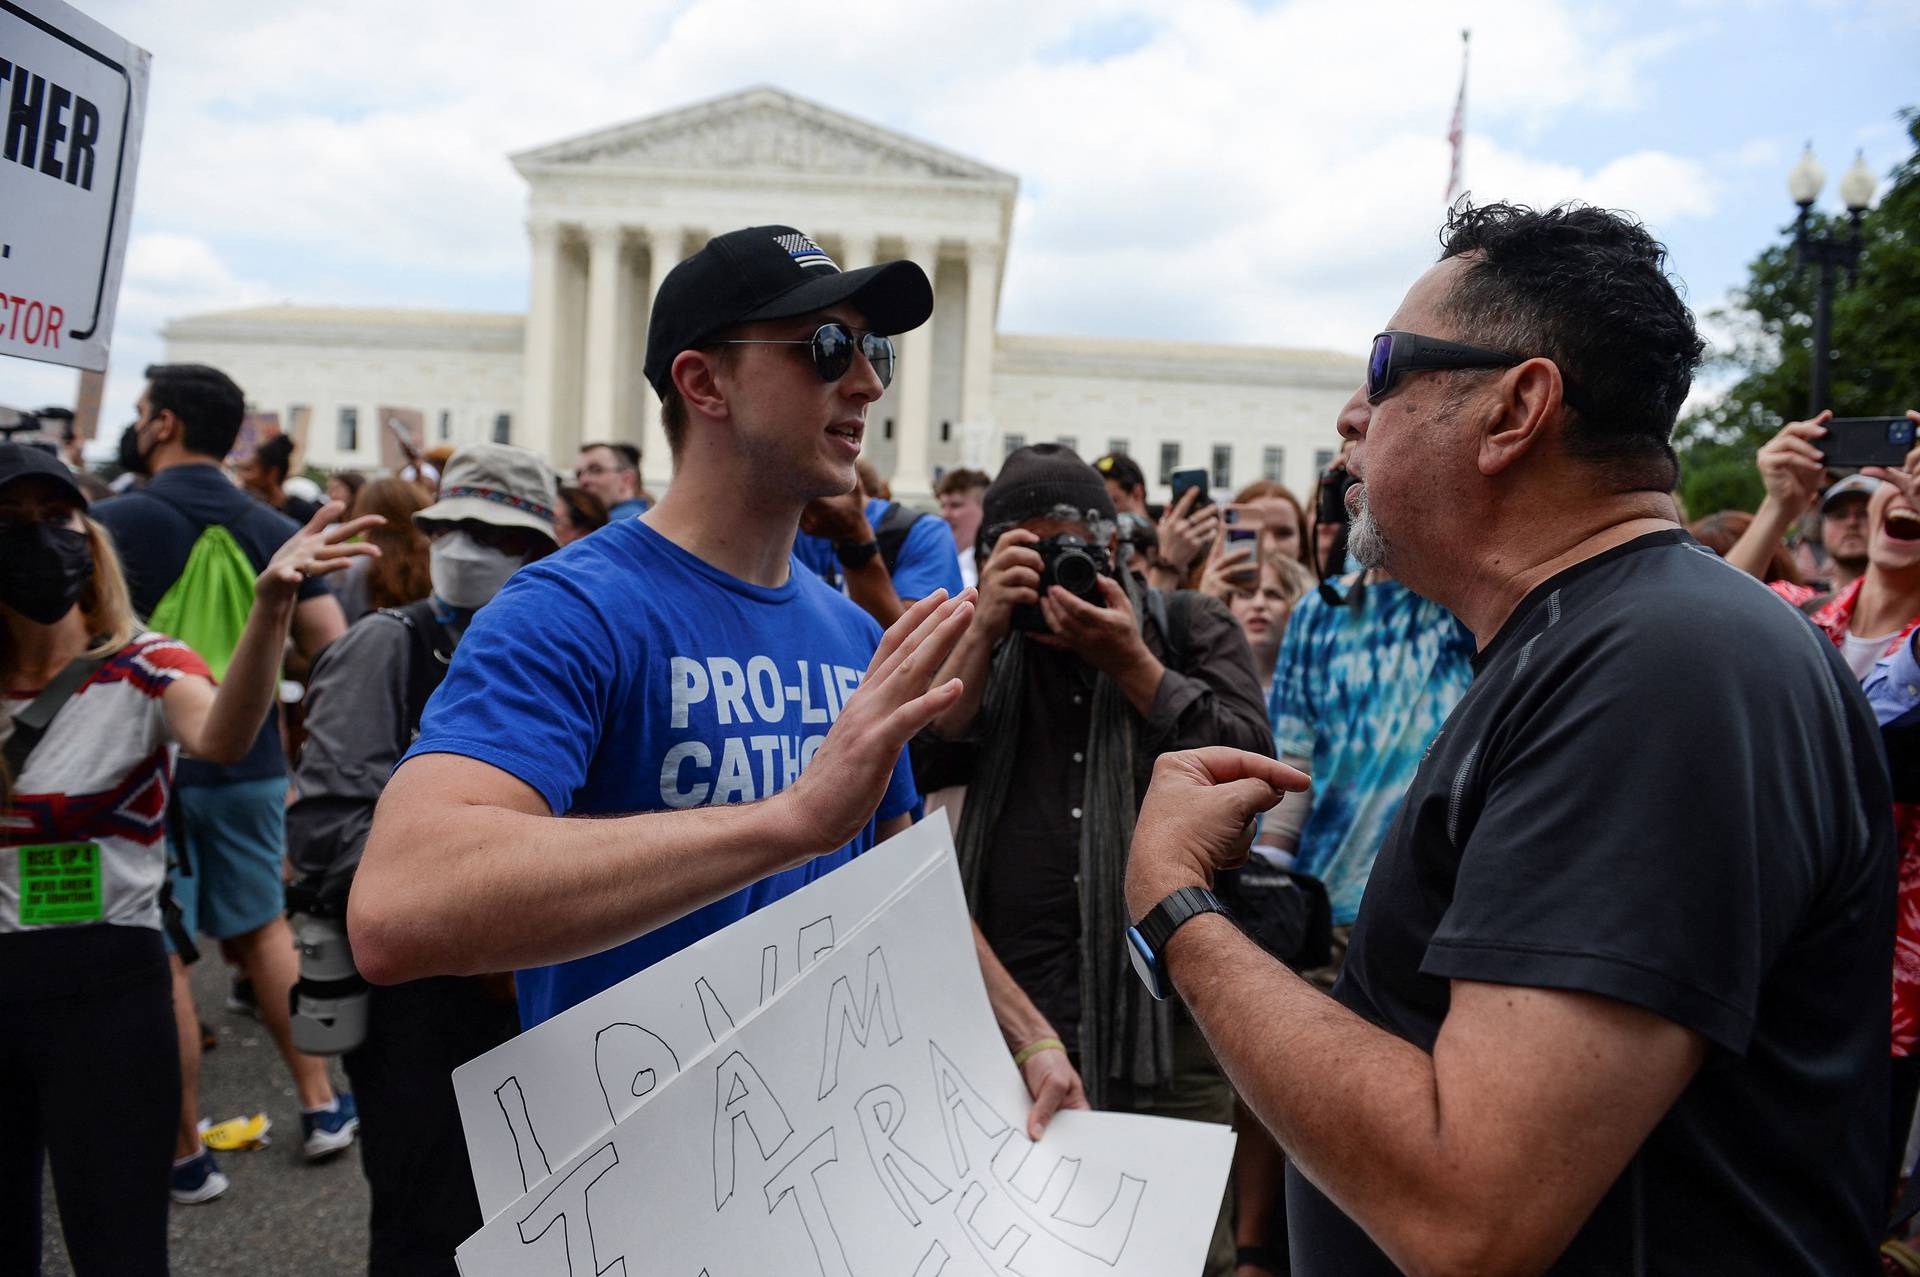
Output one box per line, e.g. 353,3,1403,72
0,522,94,624
117,420,151,477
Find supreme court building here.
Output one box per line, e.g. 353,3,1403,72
162,87,1362,503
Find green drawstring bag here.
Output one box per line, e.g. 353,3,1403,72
148,525,256,681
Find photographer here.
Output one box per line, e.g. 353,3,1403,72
287,445,557,1277
925,444,1272,1277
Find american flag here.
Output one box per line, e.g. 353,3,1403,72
1445,29,1470,205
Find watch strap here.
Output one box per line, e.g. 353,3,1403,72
834,538,881,568
1139,885,1230,954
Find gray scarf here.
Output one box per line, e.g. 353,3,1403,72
954,573,1175,1107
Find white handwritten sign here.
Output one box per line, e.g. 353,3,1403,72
455,835,1235,1276
455,818,950,1221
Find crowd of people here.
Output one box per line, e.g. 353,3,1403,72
2,204,1914,1277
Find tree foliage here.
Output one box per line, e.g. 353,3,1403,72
1676,108,1920,517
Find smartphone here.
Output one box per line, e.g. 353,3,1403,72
1224,505,1261,544
1169,468,1212,511
1820,417,1916,469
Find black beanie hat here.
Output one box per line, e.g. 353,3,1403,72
983,443,1116,530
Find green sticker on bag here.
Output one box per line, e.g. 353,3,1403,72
17,842,104,925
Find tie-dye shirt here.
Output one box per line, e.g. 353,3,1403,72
1269,578,1475,925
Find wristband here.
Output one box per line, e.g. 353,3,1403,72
1012,1037,1065,1067
834,538,881,568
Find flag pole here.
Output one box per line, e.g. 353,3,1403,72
1446,28,1471,206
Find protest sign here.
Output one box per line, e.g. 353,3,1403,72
0,0,149,371
455,838,1236,1276
454,817,950,1221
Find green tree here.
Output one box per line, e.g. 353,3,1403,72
1676,107,1920,518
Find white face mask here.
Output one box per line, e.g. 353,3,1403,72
430,531,525,610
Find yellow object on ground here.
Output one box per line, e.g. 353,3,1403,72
199,1113,272,1151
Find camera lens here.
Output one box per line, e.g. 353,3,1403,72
1894,420,1916,446
1053,547,1100,597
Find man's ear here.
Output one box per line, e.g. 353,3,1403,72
150,409,183,450
1478,357,1566,477
672,349,729,423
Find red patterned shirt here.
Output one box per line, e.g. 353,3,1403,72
3,633,211,933
1771,578,1920,1056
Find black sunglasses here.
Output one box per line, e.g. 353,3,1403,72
718,322,896,389
1367,330,1525,404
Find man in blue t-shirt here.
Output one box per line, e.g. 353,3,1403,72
352,225,1086,1137
793,479,964,627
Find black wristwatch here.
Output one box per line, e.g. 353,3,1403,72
1126,886,1232,1001
834,538,881,568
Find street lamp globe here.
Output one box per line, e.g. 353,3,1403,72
1840,151,1878,213
1788,142,1825,207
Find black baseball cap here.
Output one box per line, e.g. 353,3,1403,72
643,225,934,396
0,441,84,505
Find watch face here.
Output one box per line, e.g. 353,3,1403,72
1125,926,1168,1001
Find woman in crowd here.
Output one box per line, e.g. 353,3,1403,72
326,469,367,511
0,443,375,1276
554,483,609,546
332,478,433,624
1690,509,1803,585
1216,547,1313,1277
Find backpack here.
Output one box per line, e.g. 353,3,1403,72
147,524,256,681
284,600,453,917
872,501,927,578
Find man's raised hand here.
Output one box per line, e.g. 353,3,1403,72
785,589,975,848
1124,748,1310,922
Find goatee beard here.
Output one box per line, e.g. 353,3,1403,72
1347,488,1390,570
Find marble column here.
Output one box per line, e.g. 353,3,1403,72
892,237,938,501
960,241,1001,470
521,219,565,464
581,224,627,459
640,224,684,489
838,233,875,273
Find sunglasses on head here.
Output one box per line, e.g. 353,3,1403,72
718,322,896,389
1367,330,1528,404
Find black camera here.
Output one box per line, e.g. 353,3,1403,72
1012,535,1111,631
1317,465,1358,527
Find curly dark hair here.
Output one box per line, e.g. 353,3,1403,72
1436,201,1705,491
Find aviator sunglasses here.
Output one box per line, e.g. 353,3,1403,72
1368,330,1526,404
718,322,896,389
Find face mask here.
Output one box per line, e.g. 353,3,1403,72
0,522,94,624
117,421,152,476
430,531,524,610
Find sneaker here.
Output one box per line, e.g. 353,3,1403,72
225,975,257,1019
170,1149,230,1204
301,1092,358,1161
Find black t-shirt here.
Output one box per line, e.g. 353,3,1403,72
92,464,331,785
1286,531,1894,1275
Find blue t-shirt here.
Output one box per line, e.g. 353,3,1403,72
794,498,963,602
1269,578,1475,926
402,518,919,1026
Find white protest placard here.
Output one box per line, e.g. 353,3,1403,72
456,841,1236,1277
0,0,149,371
455,817,951,1221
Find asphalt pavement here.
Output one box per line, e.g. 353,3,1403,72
38,952,369,1275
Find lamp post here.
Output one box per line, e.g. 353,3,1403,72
1789,143,1878,416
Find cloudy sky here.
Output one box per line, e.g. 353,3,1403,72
6,0,1917,428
